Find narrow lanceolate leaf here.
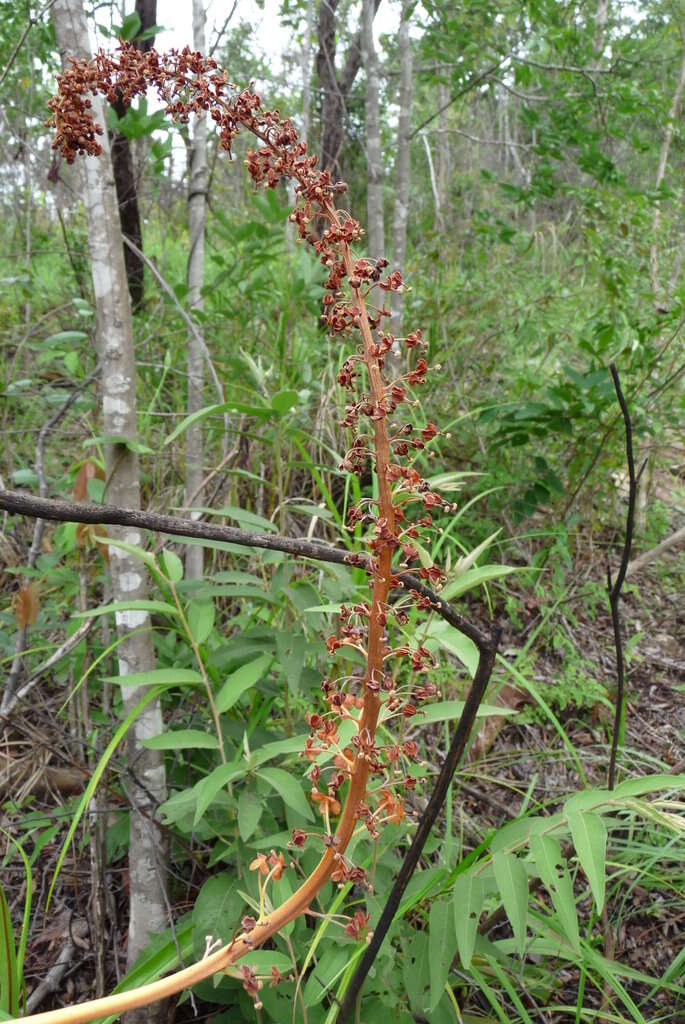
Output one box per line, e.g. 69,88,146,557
453,869,483,969
72,599,177,620
141,729,219,750
215,653,272,713
193,762,246,826
0,882,18,1015
105,668,203,688
259,766,314,822
492,851,528,955
567,810,607,914
428,899,456,1011
529,834,580,954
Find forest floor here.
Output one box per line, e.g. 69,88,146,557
0,518,683,1021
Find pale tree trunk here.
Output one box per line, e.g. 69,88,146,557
301,0,314,143
52,4,168,1018
650,22,685,297
642,21,685,530
437,81,449,223
316,0,381,178
184,0,208,582
390,0,412,344
362,0,384,260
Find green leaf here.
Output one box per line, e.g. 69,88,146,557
529,834,580,953
567,810,606,914
453,869,483,969
106,668,203,688
42,330,88,347
198,504,278,533
441,564,519,600
428,900,457,1011
160,549,183,583
238,786,262,841
192,875,243,955
414,541,434,569
99,917,195,1024
259,766,314,822
47,688,165,910
492,851,528,955
187,599,215,644
613,774,685,799
141,729,219,750
248,734,307,768
91,536,158,570
216,654,272,713
304,946,350,1006
270,389,299,415
164,401,274,446
72,599,177,620
119,10,141,40
423,620,479,676
420,701,518,725
193,762,246,826
452,529,502,575
0,882,19,1015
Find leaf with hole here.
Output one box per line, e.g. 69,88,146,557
453,869,483,969
567,810,606,914
492,851,528,954
428,899,457,1011
529,833,580,953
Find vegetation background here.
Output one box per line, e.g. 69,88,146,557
0,1,683,1022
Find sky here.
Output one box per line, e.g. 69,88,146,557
153,0,399,63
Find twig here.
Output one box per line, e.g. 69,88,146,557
2,618,95,717
606,363,637,790
0,0,58,92
2,368,99,713
0,489,491,650
335,625,500,1021
626,524,685,576
121,235,230,450
408,59,508,140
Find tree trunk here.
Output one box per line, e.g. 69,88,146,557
316,0,382,178
51,5,168,1019
110,0,157,311
390,0,412,342
362,0,384,260
437,81,449,221
184,0,208,582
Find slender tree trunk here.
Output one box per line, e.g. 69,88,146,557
51,5,168,1019
362,0,384,260
390,0,412,342
437,81,449,222
110,0,157,311
184,0,208,582
316,0,382,178
650,22,685,297
301,0,314,143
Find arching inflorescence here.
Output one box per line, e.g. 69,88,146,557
46,42,452,1017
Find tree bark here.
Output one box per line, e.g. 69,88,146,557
184,0,208,582
110,0,157,311
316,0,382,178
51,5,168,1019
390,0,412,342
362,0,384,260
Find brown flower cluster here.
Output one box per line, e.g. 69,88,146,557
50,40,451,961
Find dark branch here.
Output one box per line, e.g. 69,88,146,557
336,625,500,1021
0,489,491,651
606,363,637,790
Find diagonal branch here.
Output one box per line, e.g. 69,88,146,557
0,488,490,651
